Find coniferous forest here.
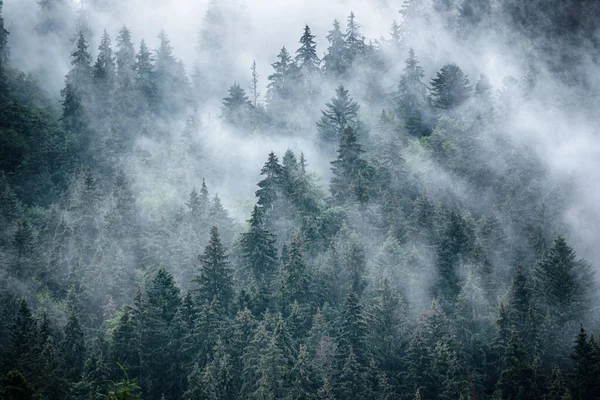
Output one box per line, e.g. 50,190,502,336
1,0,600,399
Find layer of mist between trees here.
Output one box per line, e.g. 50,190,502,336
1,0,600,399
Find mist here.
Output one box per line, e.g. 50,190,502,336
1,0,600,399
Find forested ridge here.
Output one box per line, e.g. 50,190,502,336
1,0,600,399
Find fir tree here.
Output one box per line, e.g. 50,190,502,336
496,329,534,400
94,30,116,86
222,82,253,127
338,291,368,363
344,12,365,65
279,233,310,307
241,205,278,286
295,25,320,75
330,125,372,205
430,64,471,110
317,85,360,147
134,39,157,109
322,20,346,77
256,152,283,213
194,226,234,309
62,311,85,382
534,235,594,325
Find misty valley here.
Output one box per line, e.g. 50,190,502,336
1,0,600,399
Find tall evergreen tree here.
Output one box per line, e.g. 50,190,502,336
256,152,283,213
430,64,471,110
62,311,85,382
534,235,594,325
222,82,253,127
241,205,278,286
330,125,372,205
194,226,234,309
295,25,320,75
62,31,92,135
322,20,346,77
496,329,534,400
317,85,360,146
343,12,365,65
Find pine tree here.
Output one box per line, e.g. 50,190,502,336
222,82,253,127
369,277,406,373
534,235,594,325
0,370,36,400
435,210,473,310
94,30,116,87
250,60,260,108
336,348,366,399
322,20,346,77
330,125,372,205
11,219,35,280
496,329,534,400
317,85,360,147
546,366,571,400
430,64,471,110
8,299,38,377
155,30,189,115
396,49,430,137
267,47,300,115
199,336,234,400
62,31,92,135
110,308,139,381
507,265,532,330
407,326,438,398
241,205,278,286
286,345,317,400
338,291,368,363
208,194,235,245
116,27,136,78
194,226,234,309
37,337,69,400
279,233,310,307
295,25,320,75
569,326,600,400
62,311,85,382
344,12,365,65
134,39,157,110
256,152,283,213
0,0,9,82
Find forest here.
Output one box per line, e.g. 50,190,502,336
1,0,600,399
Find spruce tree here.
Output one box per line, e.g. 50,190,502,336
62,31,92,135
286,345,317,400
534,235,594,325
430,64,471,110
330,125,371,205
256,152,283,213
267,47,300,116
322,20,346,77
338,291,368,363
279,233,310,307
9,299,38,377
194,226,234,309
343,12,365,65
241,205,278,286
295,25,320,75
317,85,360,146
395,49,430,137
94,30,116,87
62,311,85,382
496,329,534,400
222,82,253,127
134,39,157,110
569,326,600,400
